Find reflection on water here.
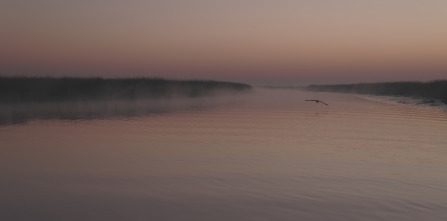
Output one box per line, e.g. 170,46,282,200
0,95,246,125
1,88,447,221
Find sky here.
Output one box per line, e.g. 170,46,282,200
1,0,446,85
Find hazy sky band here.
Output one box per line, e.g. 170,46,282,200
1,0,446,84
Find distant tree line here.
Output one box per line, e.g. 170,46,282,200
306,80,447,104
0,77,252,103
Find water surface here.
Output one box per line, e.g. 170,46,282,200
1,88,447,220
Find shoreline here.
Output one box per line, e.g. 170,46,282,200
0,77,252,103
305,80,447,109
355,94,447,110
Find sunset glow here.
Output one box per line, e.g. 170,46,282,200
2,0,446,84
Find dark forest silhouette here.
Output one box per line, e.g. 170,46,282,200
0,77,252,125
306,80,447,104
0,77,252,103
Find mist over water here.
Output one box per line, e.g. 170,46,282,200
1,88,447,221
0,90,249,125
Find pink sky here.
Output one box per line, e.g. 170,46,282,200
1,0,446,85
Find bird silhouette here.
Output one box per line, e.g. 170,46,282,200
305,99,328,105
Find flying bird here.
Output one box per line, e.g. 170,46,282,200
305,99,328,105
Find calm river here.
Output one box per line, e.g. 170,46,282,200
1,88,447,220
